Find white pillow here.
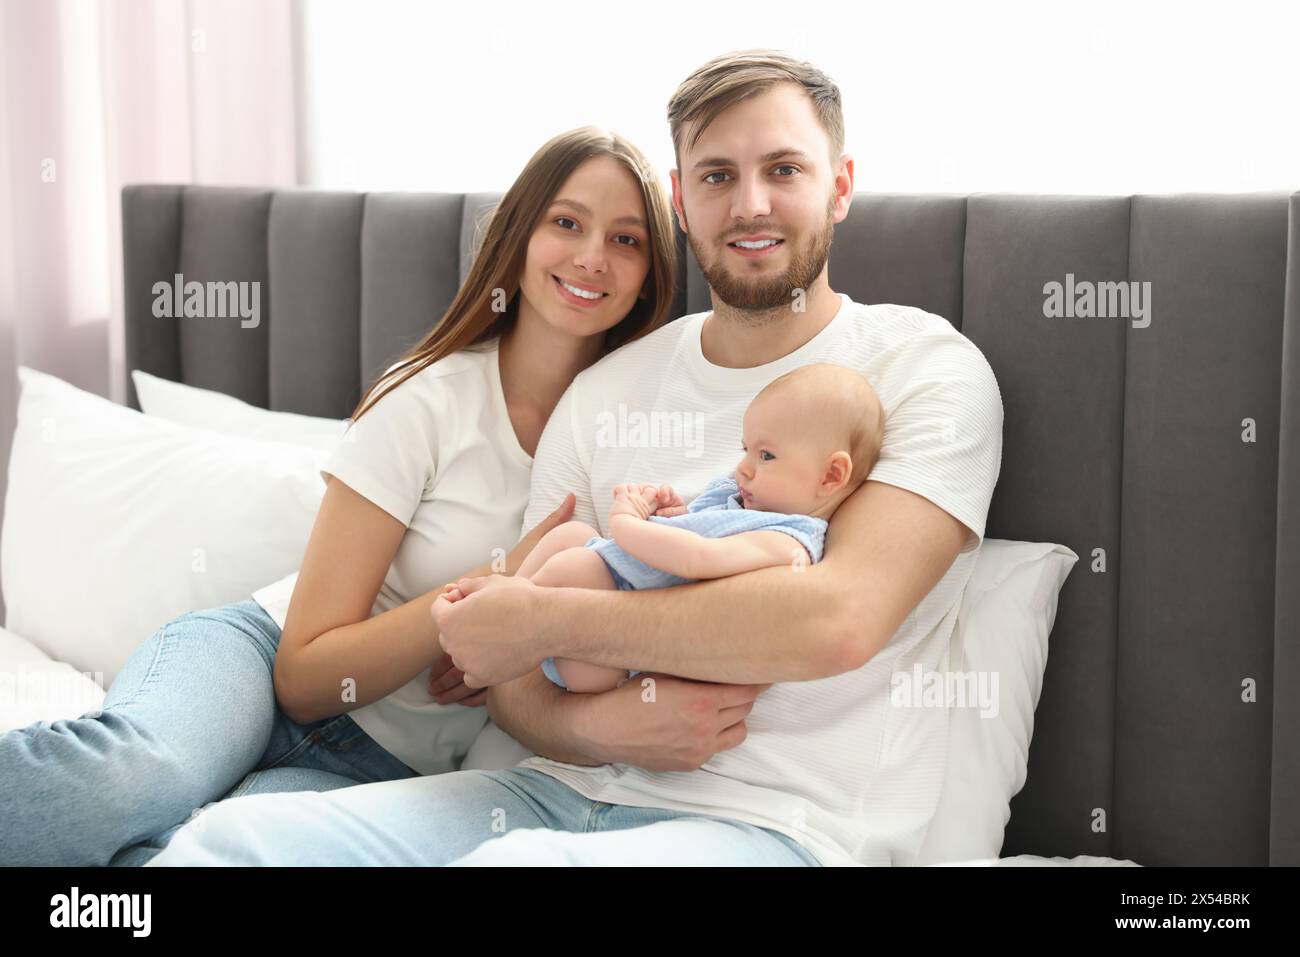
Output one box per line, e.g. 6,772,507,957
131,369,349,453
913,539,1078,865
2,367,329,686
0,625,107,733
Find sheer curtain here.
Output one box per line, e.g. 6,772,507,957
0,0,304,619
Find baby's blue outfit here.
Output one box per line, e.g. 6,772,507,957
542,475,829,690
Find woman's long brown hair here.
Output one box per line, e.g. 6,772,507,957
349,127,678,422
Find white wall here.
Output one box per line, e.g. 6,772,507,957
300,0,1300,195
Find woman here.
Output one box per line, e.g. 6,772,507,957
0,127,678,866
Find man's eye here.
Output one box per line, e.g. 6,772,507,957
773,165,799,177
760,450,774,461
703,171,730,185
555,217,578,230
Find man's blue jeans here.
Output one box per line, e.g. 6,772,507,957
145,765,822,866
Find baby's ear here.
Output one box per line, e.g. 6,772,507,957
824,451,853,492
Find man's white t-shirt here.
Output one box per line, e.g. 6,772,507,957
251,339,534,775
514,294,1004,867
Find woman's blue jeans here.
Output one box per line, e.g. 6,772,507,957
2,599,822,867
0,599,418,866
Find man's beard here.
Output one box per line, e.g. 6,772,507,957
688,196,836,313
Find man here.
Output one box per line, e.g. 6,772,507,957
149,49,1002,867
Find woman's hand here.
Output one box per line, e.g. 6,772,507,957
426,643,488,706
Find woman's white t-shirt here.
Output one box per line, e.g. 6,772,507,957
251,339,534,774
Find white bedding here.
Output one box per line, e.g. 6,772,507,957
0,624,1139,867
0,625,107,734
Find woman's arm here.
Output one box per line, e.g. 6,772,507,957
274,476,571,725
609,515,808,580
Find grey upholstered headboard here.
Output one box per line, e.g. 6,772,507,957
121,184,1300,866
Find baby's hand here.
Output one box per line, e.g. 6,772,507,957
652,483,688,518
609,483,660,522
440,582,465,603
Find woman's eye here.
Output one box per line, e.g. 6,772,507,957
614,234,639,246
555,217,578,230
703,171,730,185
760,450,774,461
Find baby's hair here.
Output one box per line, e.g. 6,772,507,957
755,363,886,487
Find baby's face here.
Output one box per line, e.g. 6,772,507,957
733,398,826,514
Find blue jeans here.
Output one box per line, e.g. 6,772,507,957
145,766,822,866
0,599,418,866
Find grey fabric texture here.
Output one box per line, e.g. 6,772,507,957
120,184,1300,866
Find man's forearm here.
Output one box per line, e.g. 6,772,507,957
485,668,607,767
538,563,849,684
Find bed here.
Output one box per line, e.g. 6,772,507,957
7,184,1298,867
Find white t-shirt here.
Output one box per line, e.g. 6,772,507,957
514,294,1004,867
251,339,533,774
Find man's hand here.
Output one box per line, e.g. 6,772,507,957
431,574,548,688
423,493,575,701
426,583,487,705
577,673,770,771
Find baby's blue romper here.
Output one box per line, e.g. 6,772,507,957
541,475,829,689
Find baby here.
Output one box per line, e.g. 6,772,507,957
463,362,886,693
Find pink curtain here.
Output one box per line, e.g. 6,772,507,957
0,0,304,619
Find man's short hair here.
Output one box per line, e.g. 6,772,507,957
667,49,844,167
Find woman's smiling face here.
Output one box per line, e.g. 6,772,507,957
518,155,652,340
